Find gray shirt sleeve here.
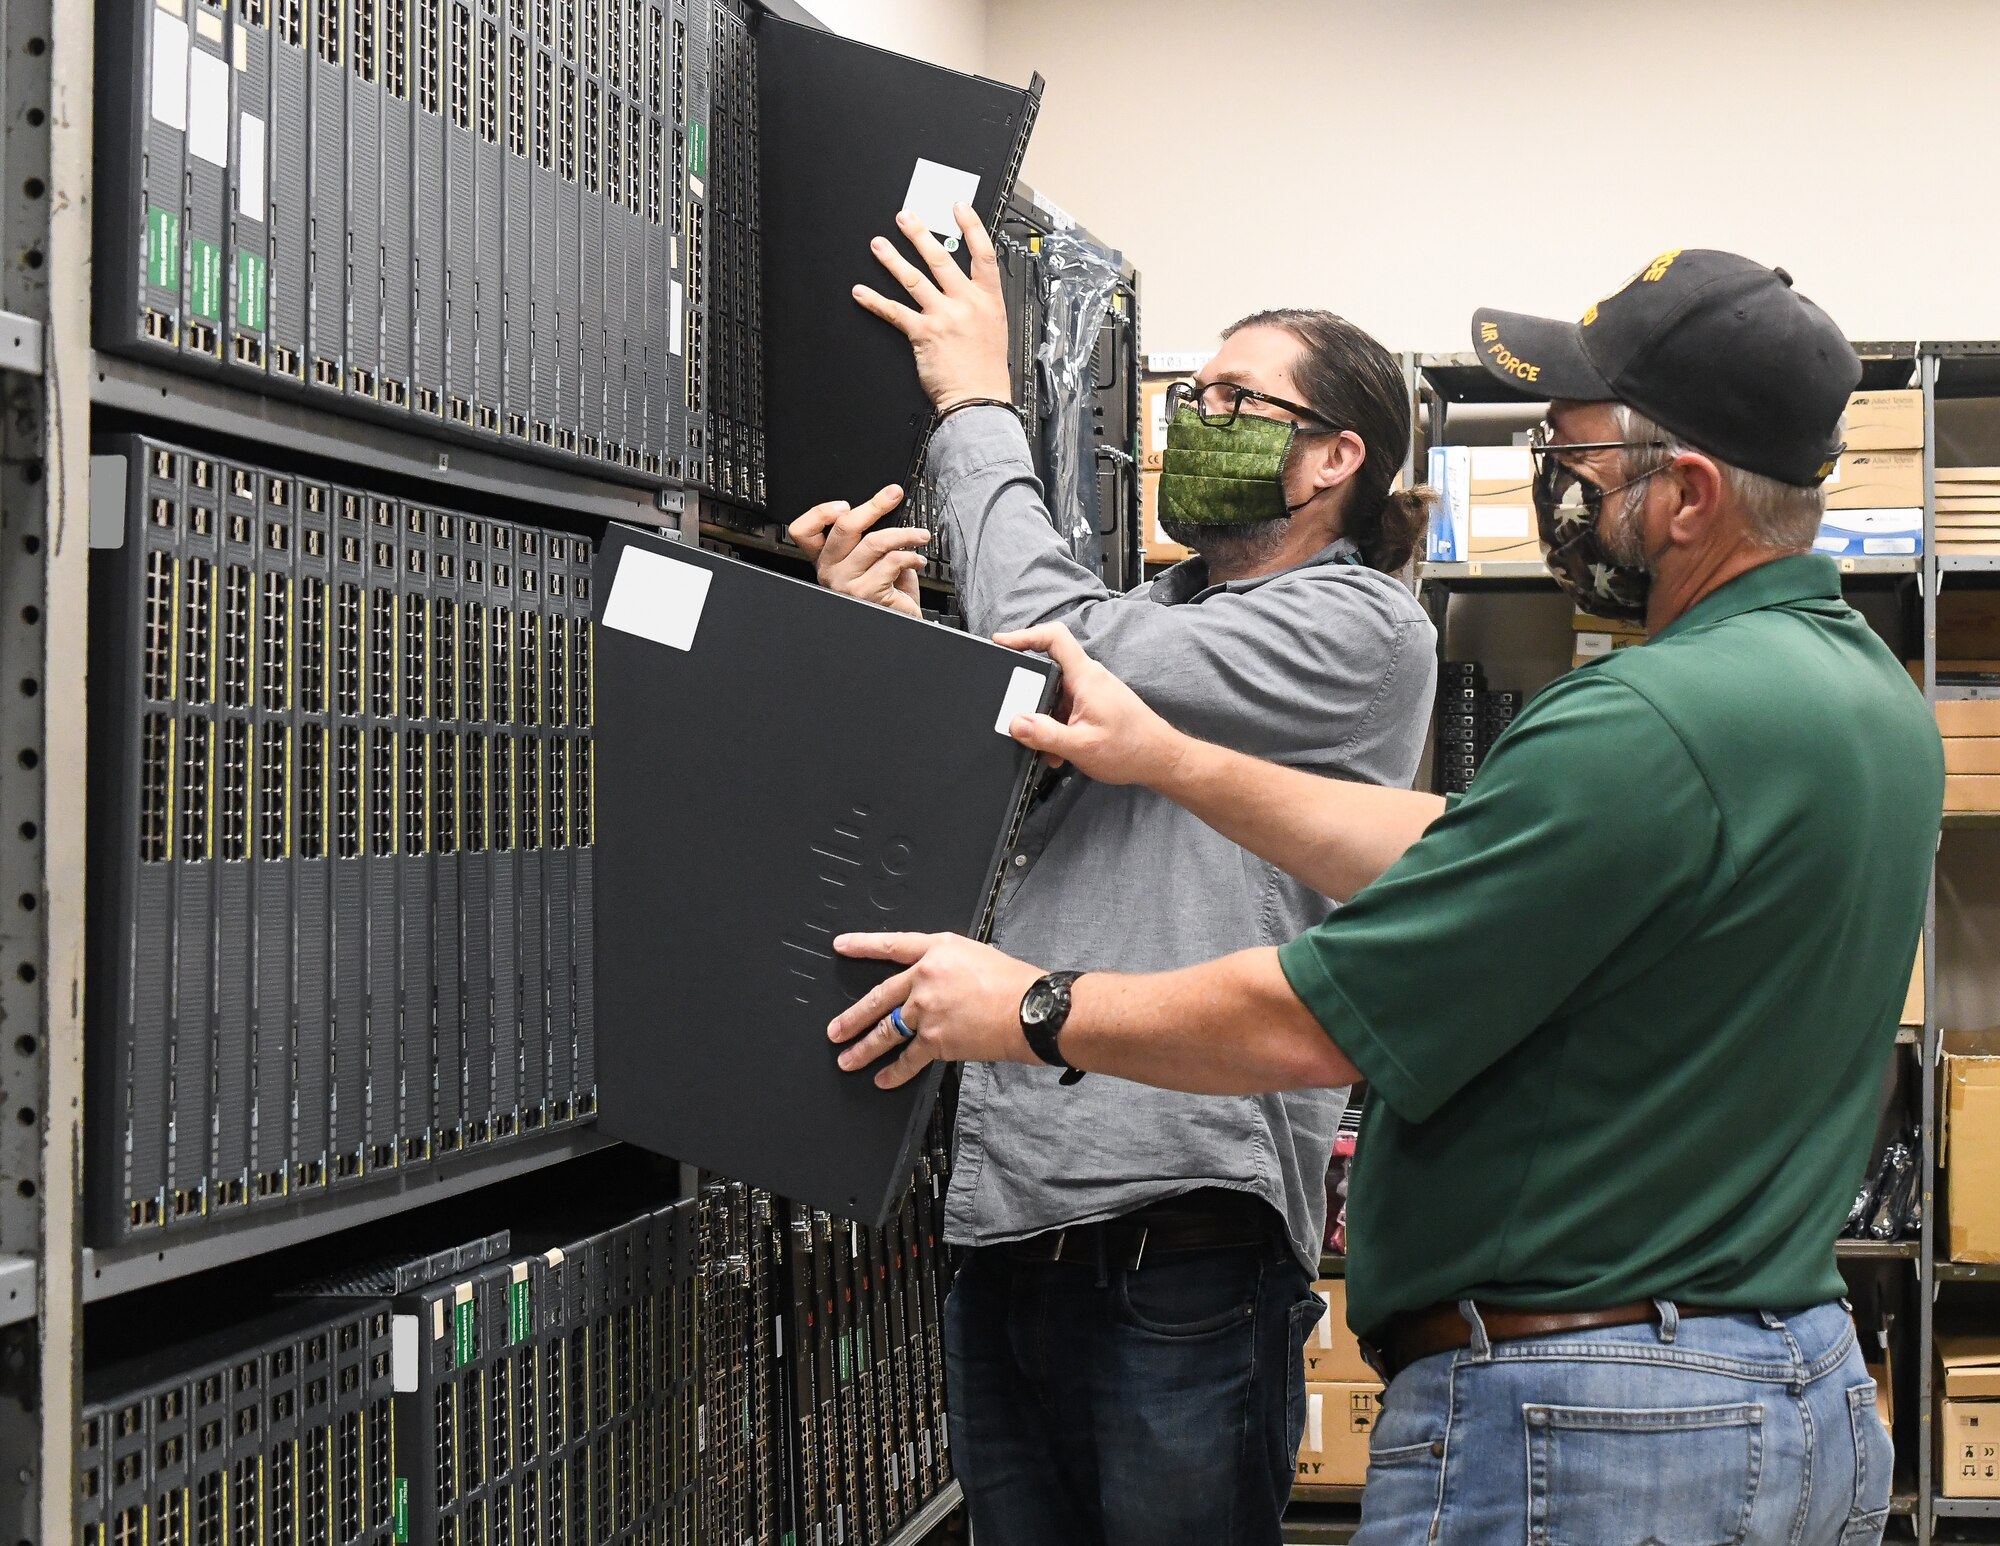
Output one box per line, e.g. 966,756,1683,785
929,405,1436,771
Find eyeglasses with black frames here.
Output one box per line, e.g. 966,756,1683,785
1165,378,1338,431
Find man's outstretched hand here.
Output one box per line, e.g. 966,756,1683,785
998,623,1190,788
788,483,929,618
853,204,1013,413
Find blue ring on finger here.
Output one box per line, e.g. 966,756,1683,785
890,1006,916,1041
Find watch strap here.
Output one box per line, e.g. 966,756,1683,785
1021,969,1084,1073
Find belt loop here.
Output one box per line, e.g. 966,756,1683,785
1655,1298,1679,1345
1759,1310,1785,1331
1457,1300,1491,1362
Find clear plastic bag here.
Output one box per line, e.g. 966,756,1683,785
1034,228,1124,566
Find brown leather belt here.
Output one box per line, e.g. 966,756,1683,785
1006,1193,1279,1272
1362,1299,1737,1383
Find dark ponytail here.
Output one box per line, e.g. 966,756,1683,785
1223,308,1434,573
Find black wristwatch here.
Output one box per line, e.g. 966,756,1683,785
1020,970,1087,1086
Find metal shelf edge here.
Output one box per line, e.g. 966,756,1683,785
91,352,673,526
884,1480,964,1546
82,1130,616,1302
1933,1493,2000,1517
0,1254,33,1329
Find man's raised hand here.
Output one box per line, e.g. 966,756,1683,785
787,483,929,617
851,204,1013,413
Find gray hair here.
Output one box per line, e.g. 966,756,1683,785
1613,403,1832,553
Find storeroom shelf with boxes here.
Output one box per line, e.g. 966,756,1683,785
9,3,1138,1546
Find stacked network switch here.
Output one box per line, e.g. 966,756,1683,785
75,1202,700,1546
77,1300,399,1546
95,0,699,484
74,1165,958,1546
87,433,600,1244
695,1112,957,1546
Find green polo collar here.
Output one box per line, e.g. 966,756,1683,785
1651,553,1843,646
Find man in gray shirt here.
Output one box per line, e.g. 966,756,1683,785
789,205,1435,1546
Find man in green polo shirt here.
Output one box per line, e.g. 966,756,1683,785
825,251,1944,1545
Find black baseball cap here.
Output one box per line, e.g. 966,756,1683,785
1471,249,1861,487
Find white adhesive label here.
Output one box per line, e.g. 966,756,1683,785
237,113,267,220
1307,1392,1323,1452
392,1315,420,1393
601,543,713,652
152,9,190,131
1469,444,1533,482
668,279,684,355
1314,1287,1334,1347
1469,505,1532,540
188,48,229,164
902,157,980,241
994,665,1045,735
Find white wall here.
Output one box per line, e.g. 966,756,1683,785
984,0,2000,356
806,0,990,75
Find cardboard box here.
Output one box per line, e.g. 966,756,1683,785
1947,739,2000,775
1573,609,1647,638
1939,700,2000,737
1939,1334,2000,1496
1303,1280,1374,1383
1141,471,1192,566
1813,509,1922,558
1941,543,2000,557
1842,389,1923,451
1946,1031,2000,1263
1902,945,1925,1027
1941,595,2000,659
1140,379,1173,471
1825,451,1923,511
1938,466,2000,483
1945,775,2000,812
1295,1380,1383,1489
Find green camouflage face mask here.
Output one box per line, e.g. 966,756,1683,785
1158,406,1305,527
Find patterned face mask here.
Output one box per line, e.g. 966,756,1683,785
1528,425,1666,626
1158,407,1313,529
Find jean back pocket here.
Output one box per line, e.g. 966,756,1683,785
1841,1382,1891,1544
1525,1401,1763,1546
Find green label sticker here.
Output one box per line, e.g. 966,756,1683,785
235,251,266,332
837,1340,849,1383
690,122,707,180
189,237,222,321
394,1479,408,1544
454,1299,476,1367
146,205,182,293
509,1281,531,1346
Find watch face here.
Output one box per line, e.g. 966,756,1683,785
1022,979,1061,1028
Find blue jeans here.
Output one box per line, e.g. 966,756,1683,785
943,1238,1322,1546
1354,1299,1892,1546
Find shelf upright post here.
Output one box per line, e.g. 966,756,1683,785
0,0,91,1540
1918,343,1939,1546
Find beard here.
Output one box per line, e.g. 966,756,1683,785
1159,513,1295,570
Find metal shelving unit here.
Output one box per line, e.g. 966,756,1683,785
79,1130,615,1302
10,6,996,1544
885,1481,966,1546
